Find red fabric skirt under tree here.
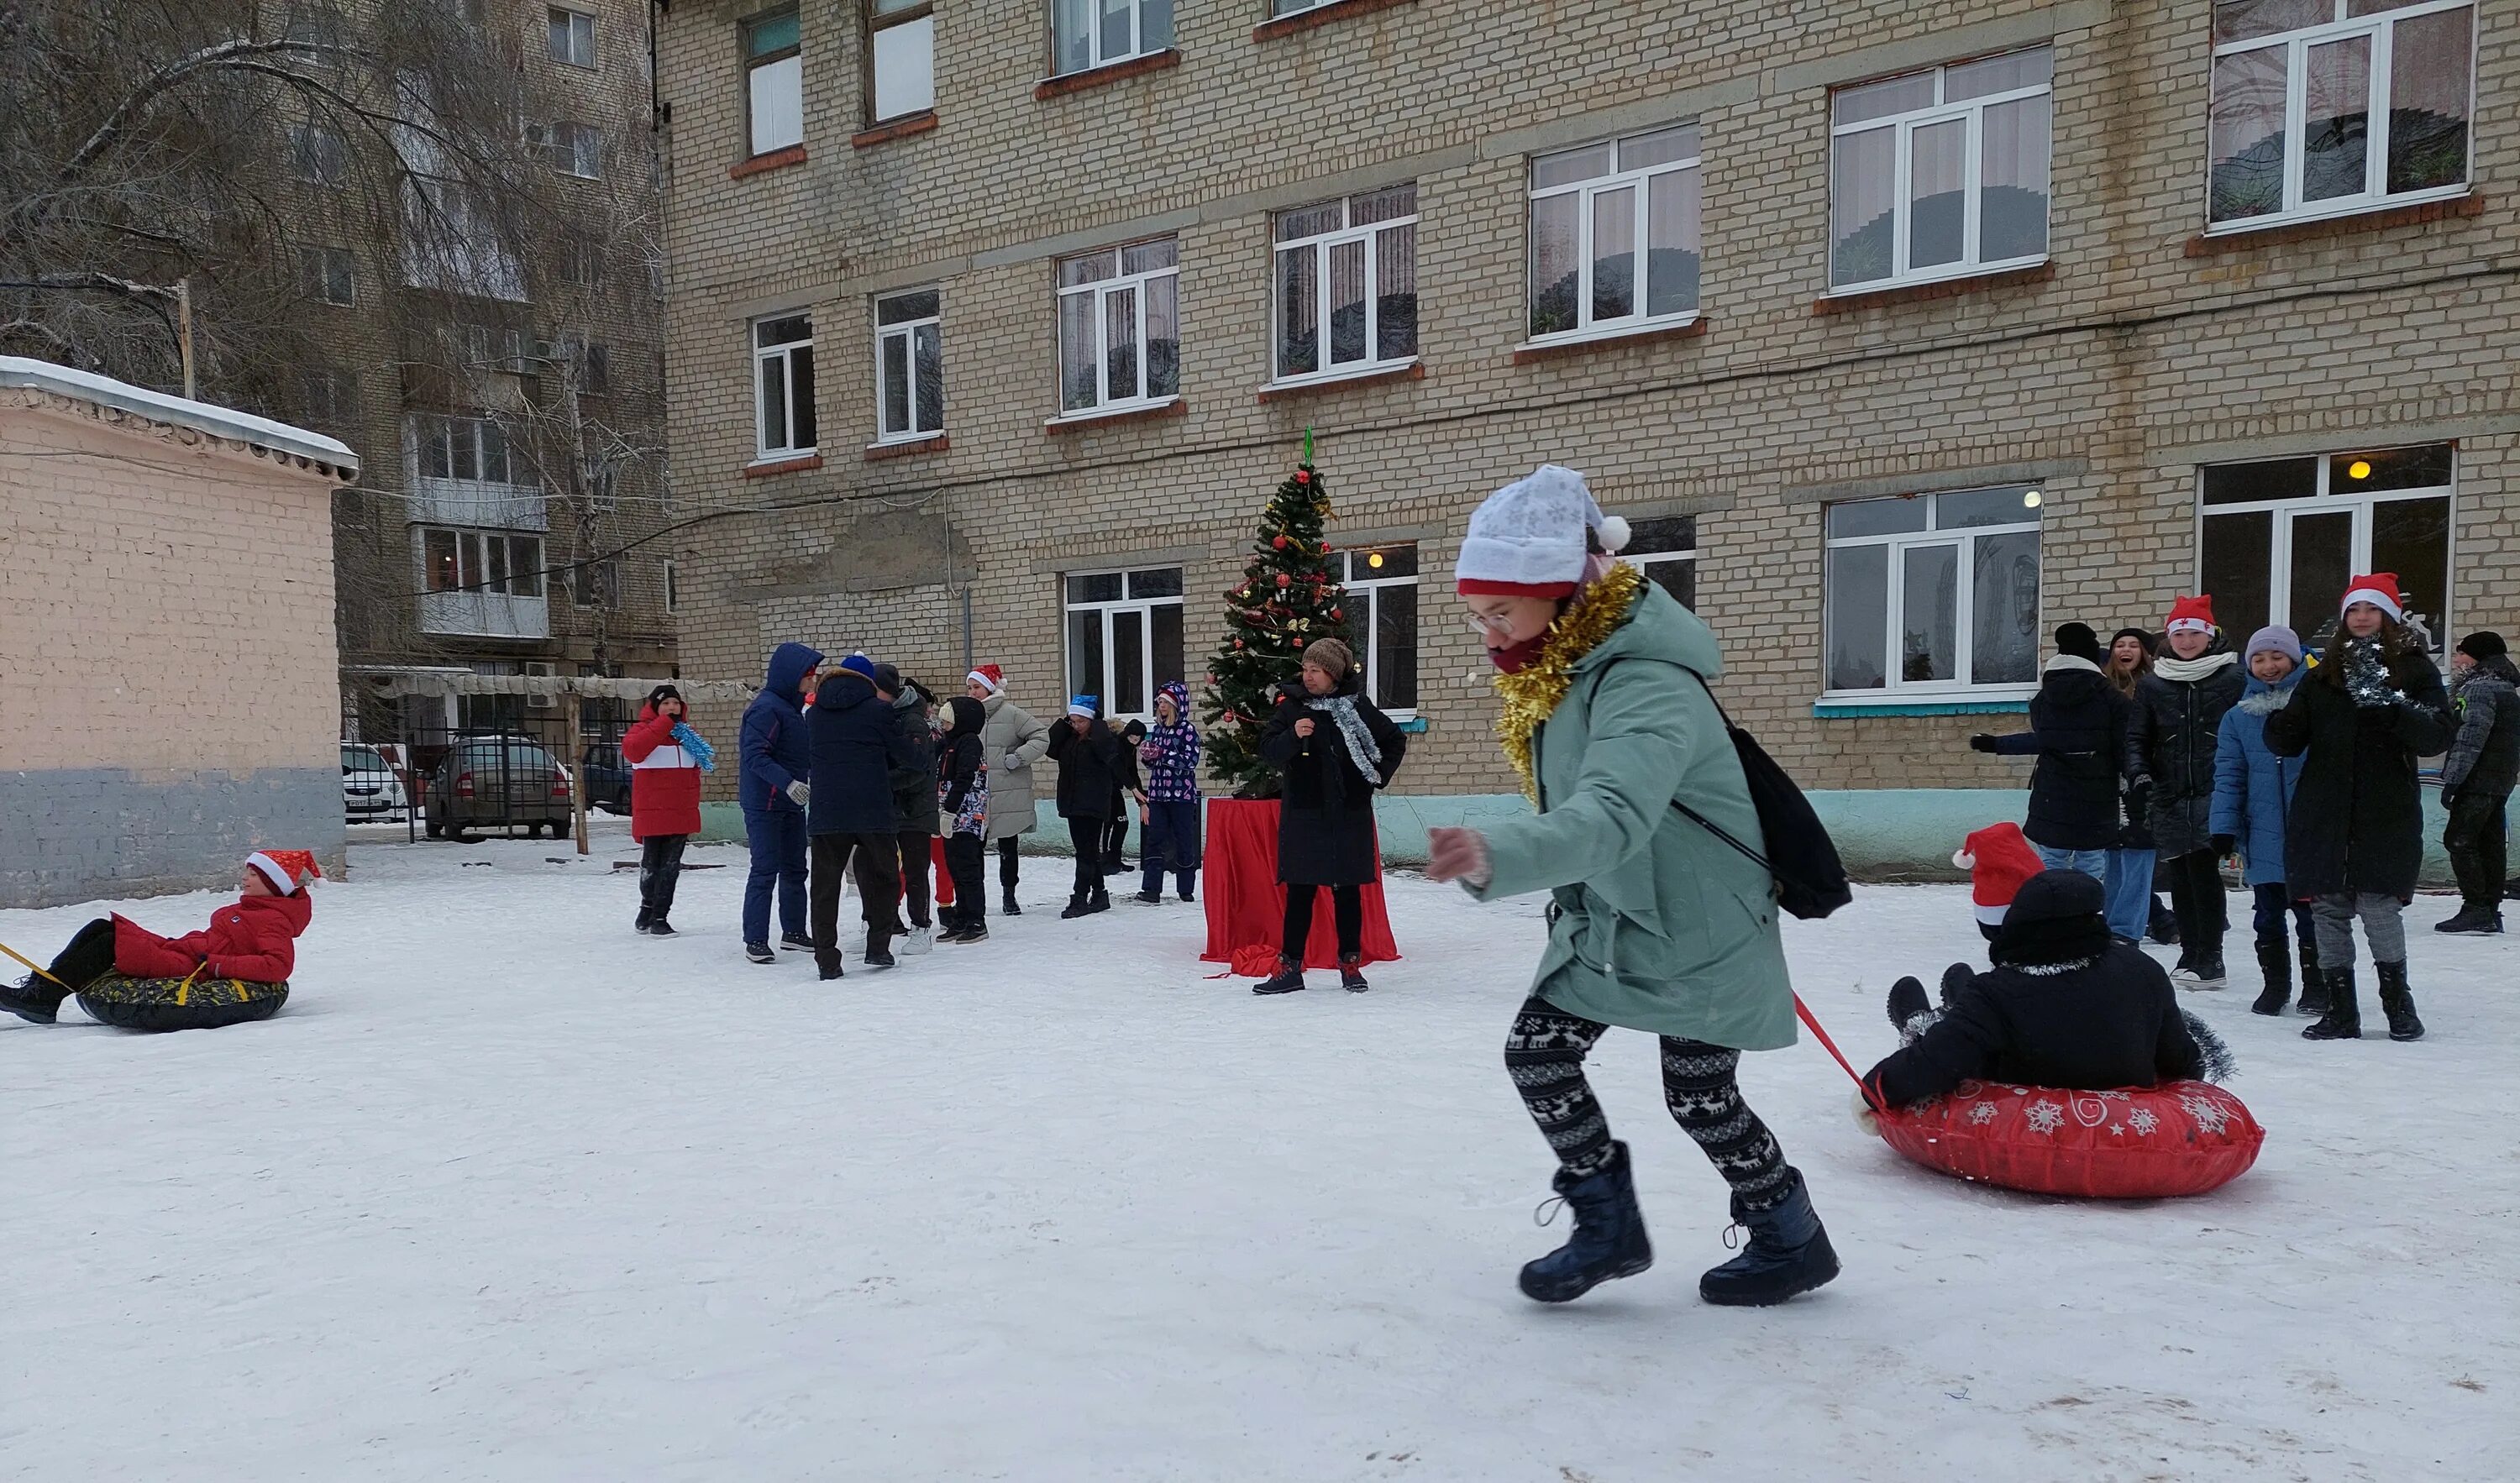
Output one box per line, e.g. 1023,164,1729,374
1201,798,1399,976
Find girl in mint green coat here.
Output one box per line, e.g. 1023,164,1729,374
1427,465,1838,1310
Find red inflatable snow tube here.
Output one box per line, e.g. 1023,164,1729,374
1874,1079,2265,1198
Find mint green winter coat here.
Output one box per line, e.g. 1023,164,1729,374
1469,584,1798,1051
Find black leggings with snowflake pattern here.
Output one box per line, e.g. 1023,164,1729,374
1504,997,1796,1211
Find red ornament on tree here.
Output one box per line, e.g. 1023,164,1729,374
1294,470,1310,485
1272,535,1288,550
1275,573,1290,588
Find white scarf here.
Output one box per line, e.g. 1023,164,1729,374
1305,693,1383,786
2043,654,2102,676
2154,651,2237,683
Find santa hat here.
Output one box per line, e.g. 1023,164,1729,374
1455,464,1631,599
2164,595,2217,637
246,849,322,895
968,663,1004,694
1068,694,1099,718
1952,823,2042,928
2340,573,2403,621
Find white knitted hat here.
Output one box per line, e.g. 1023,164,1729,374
1456,464,1630,596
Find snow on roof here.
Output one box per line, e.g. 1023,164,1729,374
0,354,359,477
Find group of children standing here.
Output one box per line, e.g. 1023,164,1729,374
1040,682,1206,919
1977,576,2512,1043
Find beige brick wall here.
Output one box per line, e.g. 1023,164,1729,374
658,0,2518,798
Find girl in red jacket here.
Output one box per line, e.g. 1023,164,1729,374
1,851,318,1024
622,684,712,935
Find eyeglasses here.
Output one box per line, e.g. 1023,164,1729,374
1466,610,1522,637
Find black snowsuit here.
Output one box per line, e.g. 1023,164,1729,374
888,695,940,931
1983,658,2129,852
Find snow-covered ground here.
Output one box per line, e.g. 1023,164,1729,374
5,827,2514,1481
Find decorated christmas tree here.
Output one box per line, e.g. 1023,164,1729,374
1200,435,1354,797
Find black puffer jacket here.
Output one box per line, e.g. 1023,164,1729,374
1983,658,2129,851
1046,715,1127,821
2130,652,2246,857
1864,871,2204,1108
2264,641,2453,898
889,693,940,836
2443,654,2520,799
1261,674,1407,886
806,669,916,836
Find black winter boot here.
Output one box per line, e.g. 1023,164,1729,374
0,974,67,1026
1887,976,1929,1030
2433,903,2503,935
1086,885,1111,914
1251,956,1307,995
2302,968,2361,1040
1699,1172,1840,1307
1338,953,1368,993
1002,890,1022,917
1059,893,1091,920
1519,1141,1652,1303
863,929,895,971
2374,962,2425,1042
2250,938,2292,1016
1937,961,1973,1008
2296,941,2329,1017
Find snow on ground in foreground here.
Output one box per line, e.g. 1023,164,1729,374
4,824,2515,1481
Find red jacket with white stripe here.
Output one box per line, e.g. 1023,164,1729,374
113,889,312,983
623,701,705,841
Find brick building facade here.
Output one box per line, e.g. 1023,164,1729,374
655,0,2513,814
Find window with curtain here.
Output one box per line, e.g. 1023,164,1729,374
1273,184,1417,384
867,0,934,122
1824,487,2043,694
1055,238,1179,416
744,8,805,156
1828,47,2052,291
1064,569,1186,723
874,288,943,442
1526,124,1702,342
1053,0,1173,76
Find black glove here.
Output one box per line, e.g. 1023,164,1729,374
2125,779,2152,824
2210,833,2237,859
1967,733,1999,753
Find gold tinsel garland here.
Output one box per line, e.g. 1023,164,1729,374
1492,559,1646,802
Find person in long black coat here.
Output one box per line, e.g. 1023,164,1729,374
1045,699,1128,917
1254,637,1406,993
1862,870,2208,1109
2129,598,2247,985
879,671,940,951
806,655,919,977
2264,579,2453,1042
1971,623,2128,876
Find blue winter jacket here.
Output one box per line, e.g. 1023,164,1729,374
2208,668,2307,888
806,668,917,836
739,642,823,815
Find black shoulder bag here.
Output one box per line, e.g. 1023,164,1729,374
1655,668,1852,920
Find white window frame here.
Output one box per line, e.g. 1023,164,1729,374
1269,0,1337,13
743,8,805,156
2205,0,2475,233
1063,568,1185,726
866,0,935,123
1820,488,2045,703
1052,238,1179,422
572,558,622,610
547,6,596,68
413,413,517,485
422,527,546,598
1271,186,1418,388
1332,545,1419,719
1052,0,1172,77
2197,447,2454,652
1620,519,1698,610
300,245,355,305
751,313,816,460
543,120,601,178
1827,48,2053,294
872,288,943,444
1525,126,1704,348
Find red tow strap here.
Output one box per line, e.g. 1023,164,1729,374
1795,993,1887,1112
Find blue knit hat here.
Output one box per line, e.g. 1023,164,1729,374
1067,694,1099,718
837,652,878,681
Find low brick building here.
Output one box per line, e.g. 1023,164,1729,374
654,0,2513,854
0,359,357,907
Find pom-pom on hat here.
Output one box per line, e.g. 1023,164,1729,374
2165,595,2218,636
837,652,878,682
968,663,1004,694
1068,694,1100,718
1953,822,2043,928
246,849,321,895
1456,464,1631,599
2340,573,2403,621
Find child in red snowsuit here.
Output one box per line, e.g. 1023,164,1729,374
1,851,317,1025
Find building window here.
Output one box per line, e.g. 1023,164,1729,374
664,560,680,613
867,0,934,122
540,120,602,177
753,313,817,458
874,289,942,443
299,246,355,305
465,323,526,373
1064,567,1184,722
744,8,805,156
423,528,545,597
1056,238,1179,416
1273,184,1417,384
571,558,622,610
1270,0,1336,12
1620,516,1698,610
414,414,516,485
1527,124,1702,342
2208,1,2473,228
547,7,596,67
1053,0,1173,76
286,3,346,48
301,367,356,422
289,123,349,186
1824,486,2042,694
1332,544,1418,715
2199,443,2452,652
1829,47,2052,291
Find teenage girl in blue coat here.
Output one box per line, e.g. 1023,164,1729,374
2208,626,2315,1016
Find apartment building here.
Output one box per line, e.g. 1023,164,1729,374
655,0,2511,810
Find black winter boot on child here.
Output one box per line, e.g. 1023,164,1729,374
863,928,895,971
1519,1141,1652,1303
2302,968,2361,1040
0,975,67,1026
1339,953,1369,993
1698,1171,1840,1307
2374,962,2425,1041
2251,938,2292,1016
1252,956,1306,995
1887,975,1930,1030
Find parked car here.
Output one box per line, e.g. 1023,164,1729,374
425,736,573,841
578,742,633,815
342,742,411,824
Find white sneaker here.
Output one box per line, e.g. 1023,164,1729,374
902,925,936,956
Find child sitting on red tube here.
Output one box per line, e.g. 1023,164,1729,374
0,850,318,1025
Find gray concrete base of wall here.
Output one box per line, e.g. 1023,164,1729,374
0,768,348,909
701,787,2475,886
